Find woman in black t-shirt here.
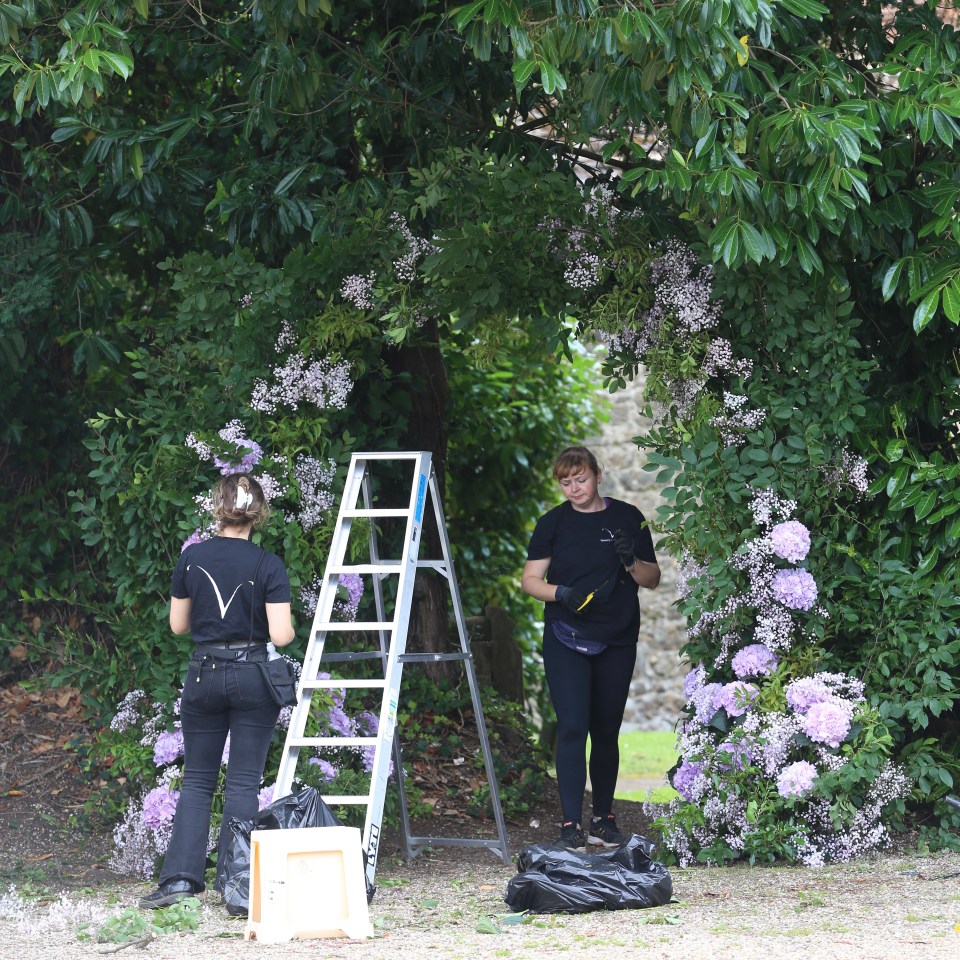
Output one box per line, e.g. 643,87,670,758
522,446,660,852
139,473,294,909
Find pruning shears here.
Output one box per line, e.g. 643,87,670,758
576,568,619,612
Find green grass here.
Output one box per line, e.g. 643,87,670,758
557,730,680,803
613,730,679,804
618,730,678,779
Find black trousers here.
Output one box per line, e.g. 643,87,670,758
542,622,637,823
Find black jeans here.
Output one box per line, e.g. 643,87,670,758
159,651,280,890
542,622,637,824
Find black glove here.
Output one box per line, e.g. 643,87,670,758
614,530,636,567
555,585,588,614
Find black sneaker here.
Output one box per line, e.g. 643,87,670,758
138,879,201,909
556,821,586,852
588,814,628,847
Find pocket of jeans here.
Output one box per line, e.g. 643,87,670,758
230,662,276,708
181,661,208,705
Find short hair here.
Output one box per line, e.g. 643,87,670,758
552,446,601,481
211,474,270,528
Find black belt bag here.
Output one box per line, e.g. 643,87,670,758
257,657,299,707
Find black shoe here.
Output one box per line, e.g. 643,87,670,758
588,813,629,847
138,879,201,909
556,821,586,852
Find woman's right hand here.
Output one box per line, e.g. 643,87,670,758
554,585,588,614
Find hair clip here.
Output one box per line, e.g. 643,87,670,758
236,485,253,510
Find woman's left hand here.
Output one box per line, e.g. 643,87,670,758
613,530,635,567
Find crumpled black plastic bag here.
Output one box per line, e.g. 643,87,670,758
219,787,345,916
504,834,673,914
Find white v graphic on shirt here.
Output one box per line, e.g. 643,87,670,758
194,565,253,619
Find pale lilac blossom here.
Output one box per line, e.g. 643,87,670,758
691,682,722,722
710,393,766,445
250,353,352,414
294,456,337,531
340,271,377,310
110,690,146,732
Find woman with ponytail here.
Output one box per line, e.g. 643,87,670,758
139,473,295,909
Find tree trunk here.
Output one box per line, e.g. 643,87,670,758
387,320,456,683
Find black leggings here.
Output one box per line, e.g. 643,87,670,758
542,622,637,823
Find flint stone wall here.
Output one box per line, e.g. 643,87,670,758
585,372,689,731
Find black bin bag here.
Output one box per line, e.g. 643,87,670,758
219,786,345,916
504,834,673,914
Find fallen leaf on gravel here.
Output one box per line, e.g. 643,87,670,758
25,854,54,861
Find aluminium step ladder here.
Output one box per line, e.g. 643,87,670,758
274,451,510,888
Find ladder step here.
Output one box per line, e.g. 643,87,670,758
288,736,378,748
327,563,401,574
319,652,383,663
398,652,470,664
315,622,395,631
316,796,370,806
300,679,386,690
341,508,411,518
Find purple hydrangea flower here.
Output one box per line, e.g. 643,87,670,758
771,568,818,611
354,710,379,736
215,438,263,476
731,643,778,679
673,760,705,801
683,664,706,698
142,785,180,828
715,739,752,771
258,785,275,810
776,760,818,798
769,521,811,564
716,681,759,718
153,729,184,767
360,745,393,776
802,698,854,748
335,573,365,618
786,676,832,713
691,682,722,723
181,528,209,552
221,733,231,766
326,705,354,737
308,758,338,781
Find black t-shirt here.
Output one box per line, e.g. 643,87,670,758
170,537,291,645
526,498,656,645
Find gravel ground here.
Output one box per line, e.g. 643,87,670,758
3,844,959,960
3,684,959,958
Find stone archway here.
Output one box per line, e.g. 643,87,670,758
585,369,688,731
